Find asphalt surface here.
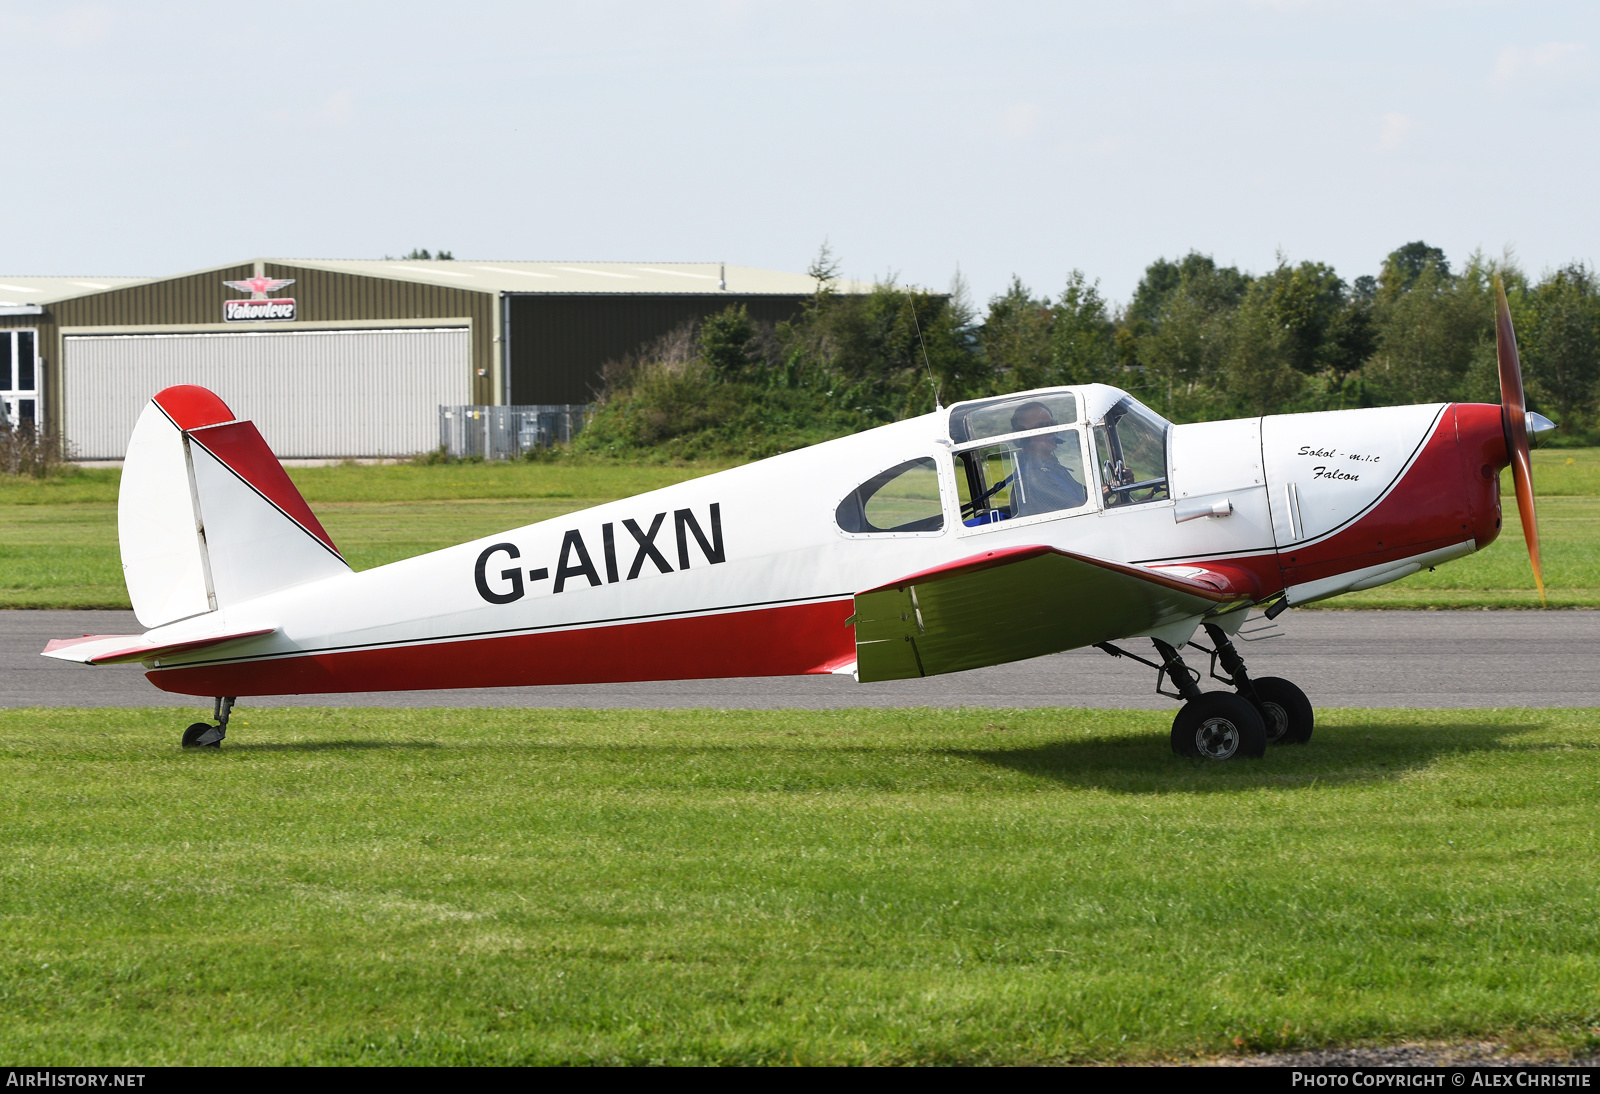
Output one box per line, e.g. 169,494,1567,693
3,608,1596,710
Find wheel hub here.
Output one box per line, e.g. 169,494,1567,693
1260,700,1289,743
1194,716,1240,760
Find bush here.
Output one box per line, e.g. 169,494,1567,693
575,286,970,462
0,423,72,478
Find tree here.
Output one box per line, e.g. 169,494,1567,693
1224,279,1304,414
1127,252,1249,324
1124,255,1250,416
1138,288,1228,416
806,240,841,296
1261,260,1345,376
981,278,1055,391
1525,263,1600,429
1320,299,1378,394
1050,271,1119,386
1368,263,1484,404
698,305,759,383
1380,241,1450,294
1248,259,1376,399
779,280,980,420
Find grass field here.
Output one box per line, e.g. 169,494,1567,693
2,706,1598,1065
0,462,727,609
0,450,1589,610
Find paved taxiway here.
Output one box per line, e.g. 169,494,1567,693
2,609,1595,710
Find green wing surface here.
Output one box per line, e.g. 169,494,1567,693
852,546,1254,682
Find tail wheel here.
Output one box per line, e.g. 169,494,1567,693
181,722,218,749
1172,692,1267,760
1251,677,1314,745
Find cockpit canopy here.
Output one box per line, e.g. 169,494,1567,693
948,386,1171,527
832,386,1174,537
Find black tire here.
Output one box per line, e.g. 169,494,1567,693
182,722,217,749
1171,692,1267,760
1251,677,1314,745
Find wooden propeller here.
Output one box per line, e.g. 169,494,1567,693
1495,277,1546,605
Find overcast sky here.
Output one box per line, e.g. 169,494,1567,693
2,1,1594,306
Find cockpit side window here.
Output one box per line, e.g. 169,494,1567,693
956,423,1090,526
1095,397,1171,507
836,457,945,534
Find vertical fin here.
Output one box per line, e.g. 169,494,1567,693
120,401,213,628
119,386,349,625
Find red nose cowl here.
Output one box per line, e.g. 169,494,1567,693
1453,402,1509,551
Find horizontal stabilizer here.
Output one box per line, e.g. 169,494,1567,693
853,545,1255,682
42,627,276,666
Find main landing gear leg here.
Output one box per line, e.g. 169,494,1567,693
1151,638,1267,761
1200,623,1314,746
182,697,236,750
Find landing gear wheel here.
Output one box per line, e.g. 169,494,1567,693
1172,692,1267,760
1251,677,1313,745
182,722,219,749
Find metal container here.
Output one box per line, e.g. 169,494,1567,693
439,404,591,460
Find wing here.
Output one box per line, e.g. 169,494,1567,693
851,545,1260,682
264,278,294,292
221,280,252,293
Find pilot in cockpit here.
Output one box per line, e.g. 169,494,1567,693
1009,402,1087,517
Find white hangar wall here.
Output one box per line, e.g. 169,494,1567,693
63,327,472,459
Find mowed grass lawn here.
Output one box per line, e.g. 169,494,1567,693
2,707,1599,1064
0,449,1594,610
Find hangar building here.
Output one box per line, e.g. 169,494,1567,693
0,259,840,459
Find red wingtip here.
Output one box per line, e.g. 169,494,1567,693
153,386,236,431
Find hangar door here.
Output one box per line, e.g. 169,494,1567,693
63,327,472,460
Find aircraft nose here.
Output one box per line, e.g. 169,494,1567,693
1527,411,1556,437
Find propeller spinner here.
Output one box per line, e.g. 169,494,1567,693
1495,277,1549,605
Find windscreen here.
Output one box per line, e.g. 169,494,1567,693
1095,397,1170,506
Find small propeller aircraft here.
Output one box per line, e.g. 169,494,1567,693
45,283,1551,760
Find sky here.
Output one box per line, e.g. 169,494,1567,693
2,0,1595,307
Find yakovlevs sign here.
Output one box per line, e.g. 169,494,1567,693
222,276,297,322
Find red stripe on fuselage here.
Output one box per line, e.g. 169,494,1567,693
145,598,857,697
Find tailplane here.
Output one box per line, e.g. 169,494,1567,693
119,385,349,628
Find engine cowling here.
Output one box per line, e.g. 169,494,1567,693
1259,402,1508,605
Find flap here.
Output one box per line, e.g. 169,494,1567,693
853,546,1254,682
